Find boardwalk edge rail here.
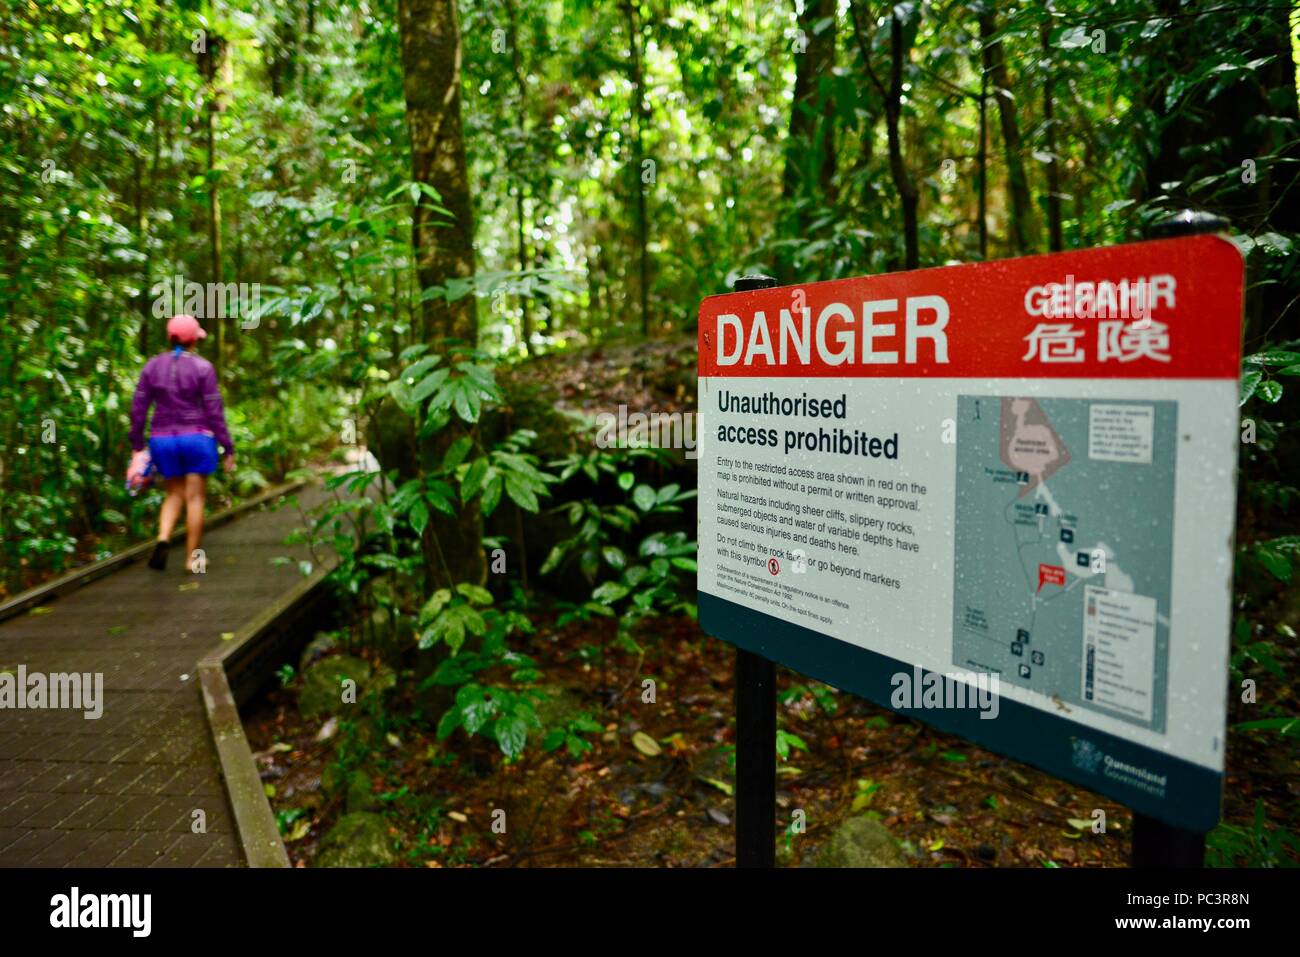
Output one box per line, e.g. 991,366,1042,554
198,557,335,869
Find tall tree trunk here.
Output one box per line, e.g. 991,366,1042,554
134,150,149,355
198,34,227,380
782,0,837,204
1040,24,1063,252
512,211,532,348
779,0,837,281
505,0,532,355
889,14,918,270
397,0,477,345
266,1,298,98
980,11,1034,254
396,0,484,589
849,0,916,270
624,0,650,335
206,118,223,372
977,66,988,259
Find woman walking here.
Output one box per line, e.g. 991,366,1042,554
128,314,235,573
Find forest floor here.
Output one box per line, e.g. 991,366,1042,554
247,610,1142,868
509,333,700,417
245,334,1298,867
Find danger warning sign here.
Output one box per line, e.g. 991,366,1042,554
697,235,1244,831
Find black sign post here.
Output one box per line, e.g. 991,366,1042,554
730,273,780,868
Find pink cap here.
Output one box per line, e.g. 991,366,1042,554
166,314,207,344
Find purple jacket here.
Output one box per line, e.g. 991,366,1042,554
129,350,234,455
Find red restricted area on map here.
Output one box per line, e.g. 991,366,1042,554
697,234,1244,831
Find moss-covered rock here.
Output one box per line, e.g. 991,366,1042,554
345,770,377,814
811,816,908,868
298,655,372,719
532,684,588,726
298,631,338,673
312,813,395,868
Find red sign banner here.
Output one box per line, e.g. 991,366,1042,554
698,235,1242,379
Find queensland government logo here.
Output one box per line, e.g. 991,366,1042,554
1071,737,1104,774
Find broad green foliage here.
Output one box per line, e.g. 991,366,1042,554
541,460,699,645
311,345,609,762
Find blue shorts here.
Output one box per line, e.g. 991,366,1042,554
149,433,219,478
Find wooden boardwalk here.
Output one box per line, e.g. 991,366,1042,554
0,484,330,867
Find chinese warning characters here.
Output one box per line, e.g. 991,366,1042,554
1021,273,1175,364
1022,320,1171,364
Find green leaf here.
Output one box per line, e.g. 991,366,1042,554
420,589,453,623
540,544,567,575
389,478,420,513
697,776,733,796
455,583,494,605
399,355,440,384
409,499,429,536
457,685,497,735
442,435,473,471
461,457,489,502
1234,716,1299,737
1243,350,1300,367
1253,232,1293,256
423,480,457,516
452,380,482,422
1240,370,1262,405
504,474,540,512
776,730,808,760
436,707,462,740
592,581,630,604
481,476,504,516
495,715,530,758
632,484,657,512
1255,546,1291,581
410,368,450,404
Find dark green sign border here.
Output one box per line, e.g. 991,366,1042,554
700,591,1221,832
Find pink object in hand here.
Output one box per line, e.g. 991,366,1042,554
126,450,154,493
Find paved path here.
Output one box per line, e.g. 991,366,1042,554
0,485,329,867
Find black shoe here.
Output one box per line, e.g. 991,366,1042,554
147,541,169,571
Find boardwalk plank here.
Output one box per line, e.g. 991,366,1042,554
0,485,330,867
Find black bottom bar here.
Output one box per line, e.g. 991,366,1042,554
1132,813,1206,868
734,647,776,868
